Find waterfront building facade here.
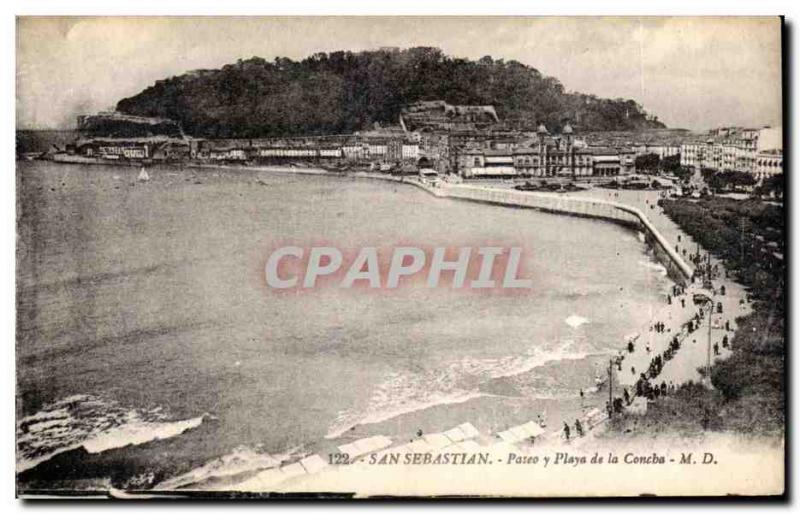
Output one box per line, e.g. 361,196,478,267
679,142,704,169
454,124,629,179
637,144,681,160
680,125,783,180
755,149,783,181
209,147,247,161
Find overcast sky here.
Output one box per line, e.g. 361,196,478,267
16,16,782,131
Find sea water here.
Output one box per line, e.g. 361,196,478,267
16,161,671,488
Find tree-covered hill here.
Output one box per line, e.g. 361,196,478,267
116,47,666,138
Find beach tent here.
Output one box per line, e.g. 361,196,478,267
233,462,308,491
422,433,452,450
497,420,546,444
406,438,433,453
337,435,393,459
442,422,480,443
299,454,328,474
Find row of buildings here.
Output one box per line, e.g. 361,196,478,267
66,106,640,179
680,126,783,180
63,108,784,182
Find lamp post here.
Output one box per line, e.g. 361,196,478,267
693,292,715,386
608,358,614,417
706,300,713,383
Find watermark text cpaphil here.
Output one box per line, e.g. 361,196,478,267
264,245,534,291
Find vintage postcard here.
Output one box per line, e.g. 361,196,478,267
15,16,785,498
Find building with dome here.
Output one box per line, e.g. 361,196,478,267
455,123,631,178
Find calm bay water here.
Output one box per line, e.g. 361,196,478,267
16,161,671,488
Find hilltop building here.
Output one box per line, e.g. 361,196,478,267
77,111,184,139
70,112,190,162
399,101,500,133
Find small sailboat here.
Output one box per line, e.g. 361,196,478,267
138,166,150,182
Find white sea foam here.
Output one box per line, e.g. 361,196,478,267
16,395,205,473
82,415,205,453
325,341,592,439
459,343,591,381
154,446,290,491
564,315,590,328
326,387,485,440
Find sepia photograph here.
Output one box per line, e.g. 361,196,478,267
14,15,785,499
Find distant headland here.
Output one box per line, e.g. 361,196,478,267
114,47,667,139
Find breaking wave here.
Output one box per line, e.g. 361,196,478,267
326,383,485,440
16,394,207,473
153,446,301,491
326,341,592,439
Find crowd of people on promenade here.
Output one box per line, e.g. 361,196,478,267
593,242,741,425
556,200,747,442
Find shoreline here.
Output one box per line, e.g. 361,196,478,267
18,159,753,491
31,159,736,386
190,163,752,430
